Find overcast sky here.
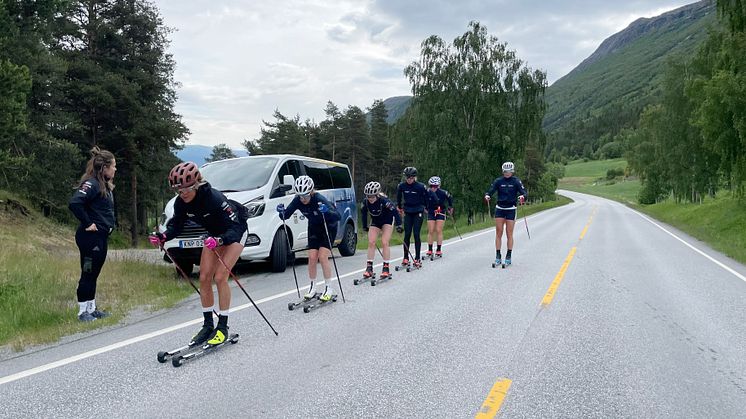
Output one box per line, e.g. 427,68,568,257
154,0,695,149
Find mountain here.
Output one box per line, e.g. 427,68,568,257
174,145,249,166
544,0,717,156
381,96,412,124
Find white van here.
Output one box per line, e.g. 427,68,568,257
157,155,358,274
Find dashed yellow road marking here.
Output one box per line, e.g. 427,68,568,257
475,378,513,419
541,247,578,306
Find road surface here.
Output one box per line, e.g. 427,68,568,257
1,191,745,418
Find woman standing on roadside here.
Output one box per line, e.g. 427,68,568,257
69,147,117,322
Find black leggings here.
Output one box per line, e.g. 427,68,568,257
403,212,424,260
75,228,109,302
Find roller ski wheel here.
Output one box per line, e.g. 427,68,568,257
492,259,501,269
355,270,376,286
157,351,168,363
172,355,185,368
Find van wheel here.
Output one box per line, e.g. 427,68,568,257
270,228,289,272
173,259,194,277
337,222,357,256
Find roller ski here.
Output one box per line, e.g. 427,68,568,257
371,263,392,286
288,290,321,311
394,258,410,272
491,259,503,269
354,262,376,286
406,259,422,272
157,323,213,364
170,330,240,368
303,289,338,313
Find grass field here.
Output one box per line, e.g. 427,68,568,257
356,195,572,250
0,191,193,351
558,159,746,266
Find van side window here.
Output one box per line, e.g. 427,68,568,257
271,160,304,198
302,160,333,190
329,165,352,188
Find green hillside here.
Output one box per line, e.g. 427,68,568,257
545,0,718,158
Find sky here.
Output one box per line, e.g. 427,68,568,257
154,0,696,149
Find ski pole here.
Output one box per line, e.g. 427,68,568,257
449,212,462,240
320,211,346,303
520,201,531,240
376,244,384,259
159,243,218,318
211,248,279,336
280,216,301,298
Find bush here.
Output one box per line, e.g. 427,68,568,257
606,168,625,180
546,162,566,180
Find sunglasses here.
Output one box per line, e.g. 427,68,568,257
175,185,198,194
299,194,311,200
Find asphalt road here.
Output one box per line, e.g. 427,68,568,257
1,191,745,418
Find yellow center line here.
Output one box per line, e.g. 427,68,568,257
475,378,513,419
541,247,578,306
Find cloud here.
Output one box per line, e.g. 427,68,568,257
154,0,696,149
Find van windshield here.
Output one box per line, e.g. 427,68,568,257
201,157,278,192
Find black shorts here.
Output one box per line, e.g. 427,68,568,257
427,211,446,221
494,207,516,220
308,224,337,250
370,215,395,230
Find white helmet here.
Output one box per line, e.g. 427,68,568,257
364,181,381,196
428,176,441,186
293,175,314,196
502,162,515,173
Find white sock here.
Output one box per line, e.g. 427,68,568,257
78,302,87,315
218,309,229,316
86,299,96,313
308,280,315,293
202,306,213,313
324,281,335,294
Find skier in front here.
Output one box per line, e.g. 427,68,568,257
484,162,527,266
150,162,249,346
396,167,428,269
277,175,341,302
361,181,403,280
425,176,454,258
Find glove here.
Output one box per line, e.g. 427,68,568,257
318,202,329,213
448,207,454,216
148,232,166,247
396,225,403,233
204,236,222,249
484,194,491,202
519,195,525,205
276,204,285,213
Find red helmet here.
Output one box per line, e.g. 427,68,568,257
168,162,201,189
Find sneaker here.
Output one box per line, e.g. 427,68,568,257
90,309,110,319
320,288,334,302
402,258,409,266
304,283,317,300
504,258,512,266
425,250,433,257
190,324,214,346
363,264,374,278
78,312,96,322
206,327,228,346
495,258,502,265
435,250,442,257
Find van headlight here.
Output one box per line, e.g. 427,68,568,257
245,197,265,218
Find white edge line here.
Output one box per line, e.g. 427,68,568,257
1,224,507,386
631,210,746,283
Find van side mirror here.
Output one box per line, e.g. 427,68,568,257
283,175,294,186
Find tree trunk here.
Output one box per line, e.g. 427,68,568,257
129,151,139,247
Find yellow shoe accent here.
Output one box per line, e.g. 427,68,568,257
320,293,333,302
207,329,226,345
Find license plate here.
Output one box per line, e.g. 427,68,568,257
179,239,204,248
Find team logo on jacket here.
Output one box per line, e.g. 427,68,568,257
221,201,237,222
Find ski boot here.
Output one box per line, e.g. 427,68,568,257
409,259,422,271
425,249,433,260
504,258,512,267
206,325,228,346
380,263,391,279
190,324,214,346
435,250,443,258
363,262,374,278
320,287,334,302
303,283,318,300
492,258,502,268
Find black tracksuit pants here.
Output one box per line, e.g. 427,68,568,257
75,228,109,302
402,211,424,260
